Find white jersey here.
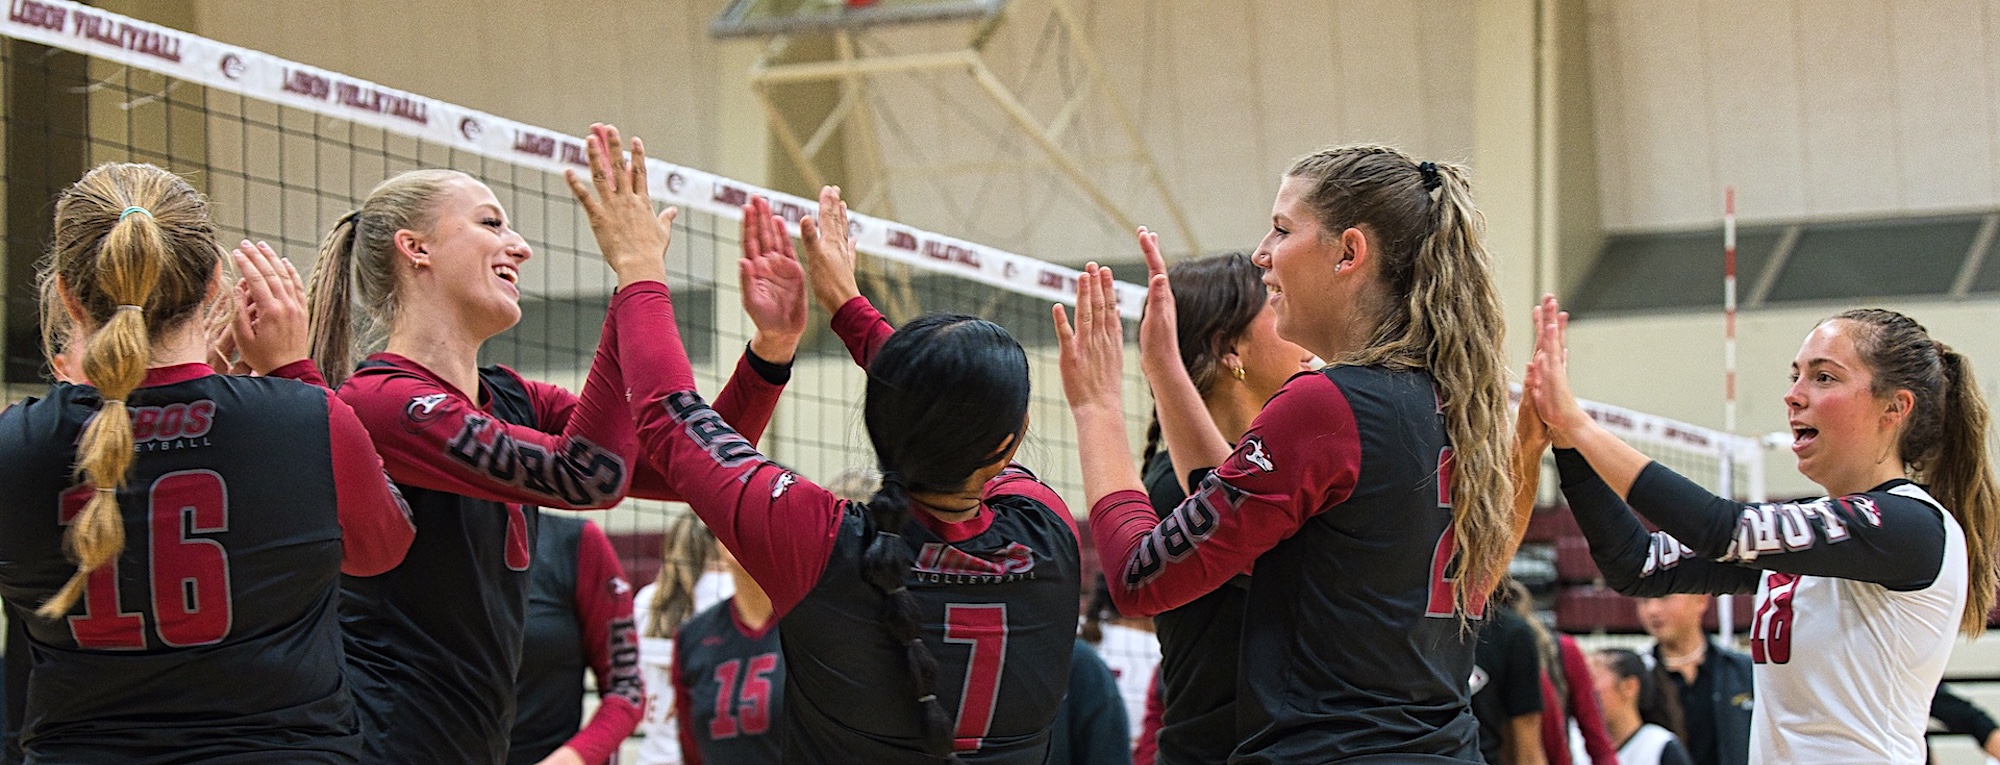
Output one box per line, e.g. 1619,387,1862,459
1091,623,1162,743
1747,483,1967,764
1617,723,1680,765
631,574,736,765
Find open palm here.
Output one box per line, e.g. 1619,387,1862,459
739,195,809,346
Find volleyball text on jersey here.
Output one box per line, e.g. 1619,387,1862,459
442,414,626,507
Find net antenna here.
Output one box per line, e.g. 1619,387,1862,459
712,0,1203,267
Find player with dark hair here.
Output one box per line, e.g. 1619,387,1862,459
673,541,783,765
1588,649,1692,765
0,162,414,763
509,514,644,765
619,181,1081,764
304,124,803,764
1059,147,1528,761
1131,250,1312,764
1523,294,2000,762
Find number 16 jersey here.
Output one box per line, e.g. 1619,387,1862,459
0,363,412,764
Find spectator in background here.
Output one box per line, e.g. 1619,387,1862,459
1081,576,1162,746
1590,649,1692,765
1046,639,1132,765
1543,631,1618,764
1931,684,2000,761
1475,582,1548,765
633,515,733,765
1636,595,1752,765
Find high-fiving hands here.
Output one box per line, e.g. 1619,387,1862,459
799,185,862,316
738,196,808,364
224,240,310,375
1522,294,1584,449
565,123,674,289
1055,263,1127,415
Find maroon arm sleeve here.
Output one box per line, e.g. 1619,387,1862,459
621,350,789,500
563,520,645,764
672,633,704,765
830,296,895,368
1536,672,1567,765
268,358,329,388
1561,635,1618,764
325,390,415,576
1090,374,1361,617
618,282,843,617
335,297,643,510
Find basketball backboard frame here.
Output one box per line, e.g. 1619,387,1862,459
710,0,1009,39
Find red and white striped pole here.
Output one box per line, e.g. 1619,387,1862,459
1724,186,1738,438
1719,186,1738,642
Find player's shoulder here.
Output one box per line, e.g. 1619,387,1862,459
0,386,81,464
677,599,735,644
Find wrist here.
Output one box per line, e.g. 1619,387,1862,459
616,264,669,290
815,284,861,314
749,331,801,365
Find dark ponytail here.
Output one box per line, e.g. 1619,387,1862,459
1140,252,1267,463
859,477,957,756
860,313,1031,758
1598,648,1686,738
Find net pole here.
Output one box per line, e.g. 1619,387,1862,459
1718,186,1738,643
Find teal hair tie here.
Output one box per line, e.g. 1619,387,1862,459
119,206,151,221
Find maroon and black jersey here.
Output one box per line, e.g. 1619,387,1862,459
1140,449,1248,765
509,514,644,765
1092,365,1482,763
336,287,785,765
673,597,784,765
620,289,1082,764
0,362,412,764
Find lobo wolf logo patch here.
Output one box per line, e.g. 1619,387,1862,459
771,472,797,499
1240,436,1274,473
403,393,450,432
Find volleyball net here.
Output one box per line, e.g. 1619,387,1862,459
0,1,1769,593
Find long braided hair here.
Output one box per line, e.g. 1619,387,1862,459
859,313,1031,757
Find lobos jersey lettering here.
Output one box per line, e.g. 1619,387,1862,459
1748,484,1965,765
0,365,411,764
338,360,554,765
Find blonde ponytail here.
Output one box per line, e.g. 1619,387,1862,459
38,163,218,619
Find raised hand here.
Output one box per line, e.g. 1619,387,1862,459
228,240,310,375
1523,294,1585,446
1134,227,1182,383
1055,263,1127,414
564,123,674,289
739,196,808,363
798,185,862,315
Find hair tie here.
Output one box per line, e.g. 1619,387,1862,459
915,694,937,703
119,206,151,221
100,399,123,407
94,486,117,496
115,304,143,313
889,585,908,594
336,209,361,226
1417,161,1442,192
